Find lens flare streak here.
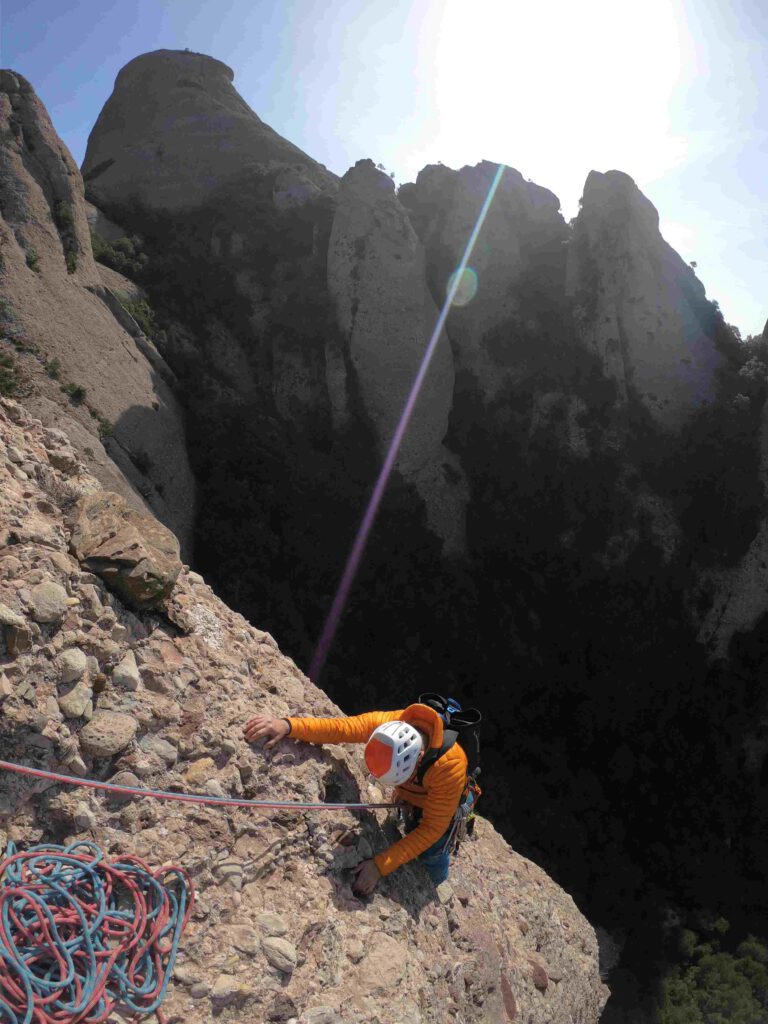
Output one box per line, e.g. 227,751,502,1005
309,163,507,682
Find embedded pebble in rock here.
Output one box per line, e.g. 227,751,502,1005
204,779,227,798
111,650,141,690
437,880,454,905
229,924,260,955
0,604,25,627
57,680,92,719
139,733,178,766
73,801,96,831
256,912,288,937
28,582,69,623
210,975,249,1006
183,758,215,785
345,938,365,963
5,624,33,656
106,771,141,801
299,1010,343,1024
78,711,137,756
56,647,87,683
66,755,88,777
262,936,298,973
173,964,203,986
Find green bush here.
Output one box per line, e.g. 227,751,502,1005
0,352,18,396
112,237,135,257
62,381,86,403
90,231,148,279
54,201,74,228
96,415,113,440
44,358,61,380
65,251,77,274
659,929,768,1023
25,248,40,273
118,296,157,339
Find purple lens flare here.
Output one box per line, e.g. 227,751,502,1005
309,163,508,682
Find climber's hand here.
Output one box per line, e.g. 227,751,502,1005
243,715,290,748
352,858,381,896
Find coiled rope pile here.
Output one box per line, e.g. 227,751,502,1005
0,840,193,1024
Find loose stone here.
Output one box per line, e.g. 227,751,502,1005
262,936,297,973
112,650,141,690
79,711,137,757
29,582,69,623
56,647,87,683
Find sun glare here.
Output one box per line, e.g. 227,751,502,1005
429,0,689,210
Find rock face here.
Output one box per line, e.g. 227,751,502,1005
0,69,195,550
566,170,725,430
401,161,569,404
698,382,768,657
69,491,182,609
0,397,607,1024
327,160,467,552
82,50,336,213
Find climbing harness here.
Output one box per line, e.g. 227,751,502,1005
0,760,392,811
444,776,482,855
0,839,193,1024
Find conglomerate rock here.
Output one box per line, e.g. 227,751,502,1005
0,397,607,1023
69,490,182,610
0,68,195,549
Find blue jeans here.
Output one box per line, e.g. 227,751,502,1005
417,832,450,884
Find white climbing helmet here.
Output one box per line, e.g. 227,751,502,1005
365,721,424,786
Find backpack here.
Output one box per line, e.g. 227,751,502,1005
414,692,481,785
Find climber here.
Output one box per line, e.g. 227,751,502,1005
243,704,467,895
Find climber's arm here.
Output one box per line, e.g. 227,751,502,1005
284,709,404,745
373,757,466,876
244,710,404,748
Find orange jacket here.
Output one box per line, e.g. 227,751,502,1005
286,704,467,876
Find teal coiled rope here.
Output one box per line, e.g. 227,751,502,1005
0,840,194,1024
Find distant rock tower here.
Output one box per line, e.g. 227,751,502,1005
566,170,724,430
327,160,468,554
82,49,336,213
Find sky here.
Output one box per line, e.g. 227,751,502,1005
1,0,765,335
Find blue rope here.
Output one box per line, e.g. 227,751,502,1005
0,840,192,1024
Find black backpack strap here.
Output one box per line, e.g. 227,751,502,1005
415,728,458,786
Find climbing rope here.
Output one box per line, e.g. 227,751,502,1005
0,760,392,811
0,840,193,1024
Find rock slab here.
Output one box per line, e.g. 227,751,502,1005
69,491,181,609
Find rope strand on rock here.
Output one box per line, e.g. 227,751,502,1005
0,760,392,811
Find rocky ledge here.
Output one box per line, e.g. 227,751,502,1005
0,397,607,1023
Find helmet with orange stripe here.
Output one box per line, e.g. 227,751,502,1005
364,721,423,785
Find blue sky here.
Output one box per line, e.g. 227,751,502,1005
2,0,765,335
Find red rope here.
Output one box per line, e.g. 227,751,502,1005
0,842,193,1024
0,759,391,811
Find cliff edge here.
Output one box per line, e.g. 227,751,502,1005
0,397,607,1023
